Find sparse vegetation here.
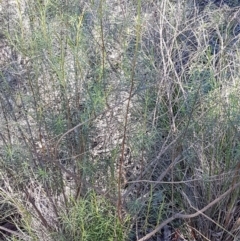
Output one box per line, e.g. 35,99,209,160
0,0,240,240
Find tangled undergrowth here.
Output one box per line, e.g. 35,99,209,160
0,0,240,240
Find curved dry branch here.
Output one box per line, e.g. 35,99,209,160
137,181,240,241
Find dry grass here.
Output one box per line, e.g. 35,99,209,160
0,0,240,240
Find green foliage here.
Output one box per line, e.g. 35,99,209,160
0,0,240,240
57,191,126,241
